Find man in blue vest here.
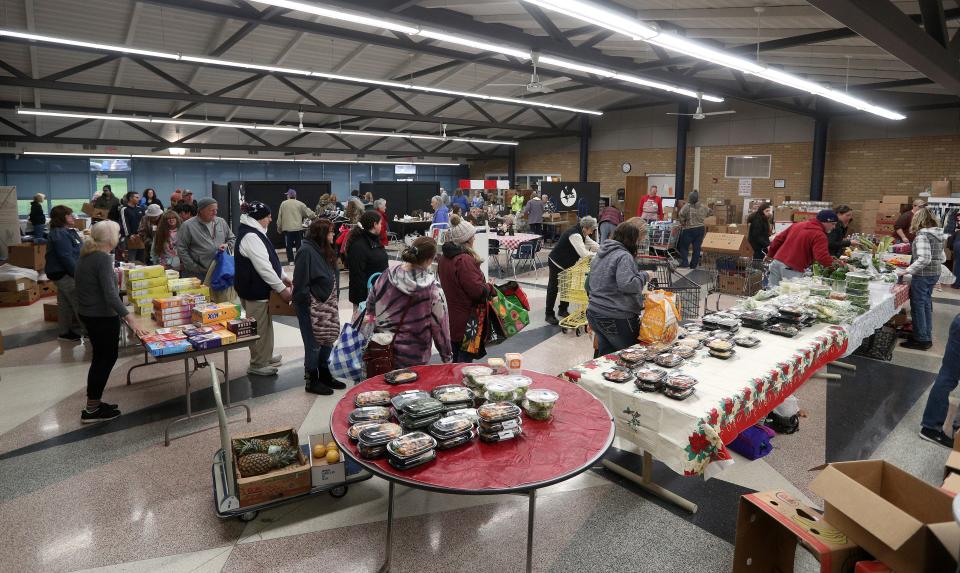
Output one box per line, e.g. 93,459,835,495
236,201,292,377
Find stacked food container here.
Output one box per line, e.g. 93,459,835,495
477,402,523,443
397,396,444,431
386,432,438,470
357,422,403,459
432,385,475,412
428,414,476,450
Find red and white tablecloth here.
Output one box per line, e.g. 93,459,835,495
492,233,542,250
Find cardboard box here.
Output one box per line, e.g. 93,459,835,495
722,224,748,236
810,460,958,573
854,562,892,573
945,450,960,478
775,208,796,223
309,433,345,487
7,243,46,270
232,427,311,508
941,473,960,494
129,276,168,290
0,277,35,292
73,217,88,231
733,491,864,573
931,179,952,198
702,233,752,257
43,302,58,322
877,203,907,216
126,265,166,280
882,195,911,204
269,291,296,316
193,302,241,324
0,286,40,305
81,202,110,220
38,279,56,298
703,216,717,226
719,273,762,296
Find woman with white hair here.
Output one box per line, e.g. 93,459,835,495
431,195,450,225
545,215,599,324
373,198,389,246
29,193,46,238
76,221,148,423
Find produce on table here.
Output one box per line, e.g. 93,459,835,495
235,435,293,456
325,449,340,464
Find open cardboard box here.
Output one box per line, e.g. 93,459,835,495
733,491,864,573
810,460,958,573
702,233,753,257
309,432,345,487
232,427,311,508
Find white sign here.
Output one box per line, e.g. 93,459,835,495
559,185,578,207
738,178,753,197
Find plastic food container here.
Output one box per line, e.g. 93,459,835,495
618,349,646,364
429,415,475,440
655,353,684,368
846,272,870,287
470,374,507,395
442,408,479,423
664,386,696,400
486,358,505,374
400,397,443,418
521,388,559,421
676,338,700,349
733,335,761,348
708,348,736,359
388,449,436,470
674,345,697,359
478,416,522,433
603,367,633,384
477,401,522,423
347,420,382,441
437,430,475,450
348,406,392,424
432,385,475,405
706,339,734,352
358,443,387,459
503,375,533,400
479,426,522,443
666,374,699,391
461,365,493,387
765,324,799,337
505,352,523,375
484,381,516,403
357,422,403,446
391,390,431,411
387,431,437,459
384,369,419,385
355,390,391,407
398,412,442,429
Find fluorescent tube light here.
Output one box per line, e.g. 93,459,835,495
538,56,616,78
180,55,311,76
416,29,529,59
22,150,462,165
250,1,419,34
520,0,657,40
168,147,187,155
0,29,179,59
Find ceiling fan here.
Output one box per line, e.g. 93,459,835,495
666,93,736,120
488,53,571,94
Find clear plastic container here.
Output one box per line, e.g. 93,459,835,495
355,390,391,407
432,385,475,405
479,426,523,443
436,430,475,450
478,416,522,433
388,448,437,470
442,408,479,423
348,406,392,424
503,375,532,400
484,381,516,403
602,367,633,384
666,374,699,391
521,389,559,421
471,374,507,396
655,353,684,368
347,420,382,441
357,422,403,446
398,412,442,430
486,358,505,374
846,272,871,287
441,401,475,412
386,431,437,459
706,339,734,352
733,335,761,348
400,397,444,418
673,345,696,359
477,401,522,423
461,365,493,387
390,390,430,412
384,369,419,385
664,386,696,400
429,415,475,439
359,443,387,459
617,348,646,365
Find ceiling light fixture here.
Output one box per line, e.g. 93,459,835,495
168,147,187,155
22,151,461,165
16,108,518,145
0,29,179,59
520,0,906,120
243,0,419,35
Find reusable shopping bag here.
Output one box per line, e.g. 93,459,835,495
329,313,368,384
729,425,776,460
203,250,238,303
210,249,235,291
637,289,680,344
495,281,530,311
488,286,530,339
460,302,489,357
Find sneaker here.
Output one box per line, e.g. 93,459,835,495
269,354,283,366
545,314,559,325
247,365,278,377
919,427,954,448
318,368,346,390
81,405,121,424
901,339,932,351
58,331,82,342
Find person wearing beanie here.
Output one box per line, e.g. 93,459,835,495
276,188,315,265
237,201,292,377
136,203,164,261
676,190,712,269
766,209,836,287
169,189,183,207
438,214,492,362
176,196,236,280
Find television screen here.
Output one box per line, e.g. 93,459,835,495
394,164,417,175
90,158,131,172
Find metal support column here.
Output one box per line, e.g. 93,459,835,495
507,146,517,188
675,102,690,200
810,114,829,201
579,114,590,182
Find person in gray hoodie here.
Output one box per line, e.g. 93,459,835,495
586,221,651,356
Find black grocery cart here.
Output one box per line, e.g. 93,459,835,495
207,367,371,522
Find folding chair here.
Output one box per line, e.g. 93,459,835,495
488,238,505,275
511,240,540,278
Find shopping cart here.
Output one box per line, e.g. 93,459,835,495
208,366,371,522
699,252,767,310
636,254,673,289
557,256,592,336
648,221,681,266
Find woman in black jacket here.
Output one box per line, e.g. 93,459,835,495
293,218,347,395
345,210,389,312
747,202,773,260
29,193,46,238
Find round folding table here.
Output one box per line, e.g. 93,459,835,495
330,364,615,573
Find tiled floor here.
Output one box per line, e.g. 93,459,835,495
1,255,956,572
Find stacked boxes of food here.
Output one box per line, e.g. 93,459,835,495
153,295,201,327
141,328,192,357
193,302,241,325
227,318,258,338
126,265,172,314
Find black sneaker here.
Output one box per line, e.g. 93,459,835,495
919,427,954,448
81,405,121,424
58,331,82,342
558,308,570,319
545,314,559,325
901,339,933,351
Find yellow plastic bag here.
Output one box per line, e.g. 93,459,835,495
638,290,680,345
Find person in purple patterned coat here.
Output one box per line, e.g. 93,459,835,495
361,237,453,367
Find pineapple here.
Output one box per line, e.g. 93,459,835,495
234,435,291,456
236,448,299,478
262,436,291,449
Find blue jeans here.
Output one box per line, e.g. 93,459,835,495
284,231,302,263
599,221,616,243
295,301,320,372
587,310,640,356
909,274,938,342
921,313,960,431
678,226,706,268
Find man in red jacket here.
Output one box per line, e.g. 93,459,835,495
767,209,836,287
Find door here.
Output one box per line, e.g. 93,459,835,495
624,175,648,219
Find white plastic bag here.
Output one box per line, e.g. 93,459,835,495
940,264,956,285
773,395,799,418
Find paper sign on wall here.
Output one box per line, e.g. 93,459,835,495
738,178,752,197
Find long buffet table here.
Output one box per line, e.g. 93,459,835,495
563,280,909,511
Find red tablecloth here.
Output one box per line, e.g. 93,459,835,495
330,365,614,493
494,233,542,250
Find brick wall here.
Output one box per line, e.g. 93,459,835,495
469,134,960,210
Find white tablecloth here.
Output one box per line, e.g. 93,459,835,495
841,281,907,356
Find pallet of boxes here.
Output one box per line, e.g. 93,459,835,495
702,200,762,297
732,459,960,573
1,242,50,308
859,195,911,237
